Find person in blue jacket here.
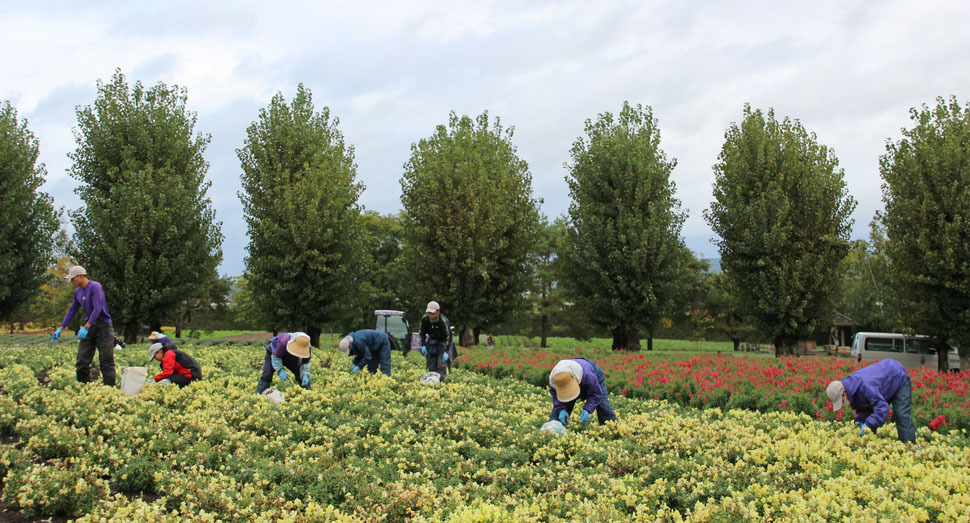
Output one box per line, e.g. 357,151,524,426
826,358,916,443
50,265,117,386
256,332,312,394
548,358,617,426
338,330,392,377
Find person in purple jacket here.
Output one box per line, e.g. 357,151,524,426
50,266,117,386
256,332,312,394
549,358,617,426
826,358,916,443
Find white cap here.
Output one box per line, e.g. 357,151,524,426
426,301,440,313
65,266,86,280
338,335,353,356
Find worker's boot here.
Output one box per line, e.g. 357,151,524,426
255,379,271,394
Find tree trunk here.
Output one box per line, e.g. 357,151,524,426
306,325,322,349
773,336,797,357
123,322,140,345
732,338,741,351
540,313,549,348
611,326,626,351
460,326,475,347
645,335,652,352
612,326,641,351
473,326,481,345
936,340,951,372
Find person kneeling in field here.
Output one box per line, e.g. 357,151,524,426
826,358,916,444
256,332,312,393
549,358,617,426
338,330,392,377
148,330,173,345
148,342,202,387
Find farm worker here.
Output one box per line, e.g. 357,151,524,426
148,331,172,345
826,358,916,444
50,265,117,386
549,358,618,426
419,301,455,382
338,329,392,376
256,332,312,394
147,342,202,387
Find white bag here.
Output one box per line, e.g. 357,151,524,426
540,420,567,435
120,366,148,396
420,371,441,385
262,387,285,405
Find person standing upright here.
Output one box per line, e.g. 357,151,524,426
419,301,454,382
50,266,117,386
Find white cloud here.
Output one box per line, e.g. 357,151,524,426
3,0,970,274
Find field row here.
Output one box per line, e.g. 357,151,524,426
456,345,970,434
0,343,967,521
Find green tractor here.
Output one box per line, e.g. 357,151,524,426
373,310,419,357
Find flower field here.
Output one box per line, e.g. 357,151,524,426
456,344,970,434
1,342,969,521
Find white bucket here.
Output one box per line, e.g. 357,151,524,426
120,366,148,396
262,387,285,405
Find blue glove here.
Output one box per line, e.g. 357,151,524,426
77,326,89,340
421,346,427,356
558,410,569,425
854,421,864,429
278,368,288,381
580,410,590,424
51,328,62,342
351,365,360,374
301,374,310,387
858,424,868,437
443,352,449,362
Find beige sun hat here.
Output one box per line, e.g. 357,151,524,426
286,332,311,358
549,359,584,402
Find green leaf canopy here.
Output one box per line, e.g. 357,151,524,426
68,70,223,339
705,105,855,354
238,85,364,341
401,111,541,336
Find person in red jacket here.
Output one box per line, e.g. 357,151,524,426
147,342,202,387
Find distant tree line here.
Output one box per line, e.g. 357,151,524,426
2,69,968,369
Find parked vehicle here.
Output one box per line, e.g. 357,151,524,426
373,310,417,356
850,332,961,371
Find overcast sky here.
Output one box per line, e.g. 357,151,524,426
3,1,969,276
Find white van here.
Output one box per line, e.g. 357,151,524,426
850,332,961,371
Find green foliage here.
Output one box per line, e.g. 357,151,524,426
238,84,364,337
67,69,223,339
880,96,970,364
705,105,856,354
350,211,416,329
685,271,760,346
834,221,897,332
561,102,695,349
0,101,60,323
401,111,541,333
24,239,77,329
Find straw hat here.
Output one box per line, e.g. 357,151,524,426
286,332,311,358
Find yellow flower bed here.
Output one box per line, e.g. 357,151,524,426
0,343,967,521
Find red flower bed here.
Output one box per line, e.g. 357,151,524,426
456,346,970,434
